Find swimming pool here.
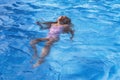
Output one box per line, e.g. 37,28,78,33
0,0,120,80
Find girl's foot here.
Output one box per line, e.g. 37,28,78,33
32,58,44,68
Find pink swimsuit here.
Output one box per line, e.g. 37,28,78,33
47,25,63,40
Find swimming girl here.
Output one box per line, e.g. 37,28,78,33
30,16,74,68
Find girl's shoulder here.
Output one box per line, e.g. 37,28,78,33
63,24,70,28
51,23,57,26
51,23,70,28
51,23,64,27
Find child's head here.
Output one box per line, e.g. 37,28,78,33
57,16,71,24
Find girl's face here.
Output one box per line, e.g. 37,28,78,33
57,16,70,24
57,16,64,21
57,16,65,23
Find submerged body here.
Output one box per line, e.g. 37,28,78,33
30,16,74,68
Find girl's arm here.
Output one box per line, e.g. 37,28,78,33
67,24,74,40
36,21,57,29
64,25,74,40
69,27,74,40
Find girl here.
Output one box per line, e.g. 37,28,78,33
30,16,74,68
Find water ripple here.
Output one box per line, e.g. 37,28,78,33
0,0,120,80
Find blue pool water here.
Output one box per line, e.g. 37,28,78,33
0,0,120,80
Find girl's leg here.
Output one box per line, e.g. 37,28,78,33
30,38,49,59
33,38,56,68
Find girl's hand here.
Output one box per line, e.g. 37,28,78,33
36,21,40,25
70,36,73,41
36,21,43,29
